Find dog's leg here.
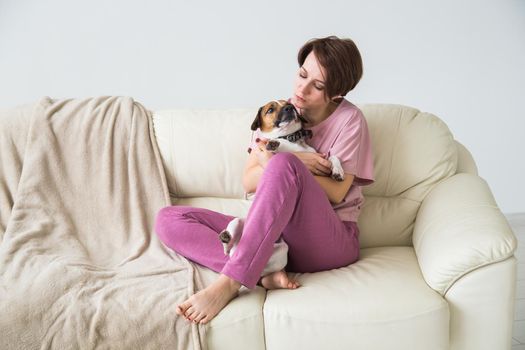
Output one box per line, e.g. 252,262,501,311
218,230,233,254
329,156,345,182
218,217,245,256
261,237,289,276
266,140,280,151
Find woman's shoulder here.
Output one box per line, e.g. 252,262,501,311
336,99,365,125
341,99,363,113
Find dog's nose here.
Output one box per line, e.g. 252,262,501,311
277,104,298,125
283,105,294,113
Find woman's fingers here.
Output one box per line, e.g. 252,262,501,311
254,138,273,168
262,149,332,175
255,137,268,146
315,164,332,176
315,155,332,175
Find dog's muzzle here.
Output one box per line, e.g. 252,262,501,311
275,104,298,126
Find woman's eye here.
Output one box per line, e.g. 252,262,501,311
315,85,324,90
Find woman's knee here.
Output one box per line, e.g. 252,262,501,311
266,152,307,175
154,206,190,240
156,206,179,222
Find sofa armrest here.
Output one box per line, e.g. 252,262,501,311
413,173,517,295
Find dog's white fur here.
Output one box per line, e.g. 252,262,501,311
258,100,345,182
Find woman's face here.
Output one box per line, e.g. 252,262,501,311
291,51,331,113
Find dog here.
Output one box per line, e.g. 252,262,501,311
249,99,345,181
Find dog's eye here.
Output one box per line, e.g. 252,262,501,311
266,108,274,114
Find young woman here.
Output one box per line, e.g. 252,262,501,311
154,35,375,325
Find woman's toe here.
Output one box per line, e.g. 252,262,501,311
200,315,211,324
178,300,192,314
185,306,197,319
194,312,206,323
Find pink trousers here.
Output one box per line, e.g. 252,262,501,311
154,152,360,289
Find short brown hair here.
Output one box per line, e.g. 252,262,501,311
297,35,363,100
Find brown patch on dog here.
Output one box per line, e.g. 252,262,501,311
250,100,288,132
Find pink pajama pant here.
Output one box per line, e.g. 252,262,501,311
154,152,360,289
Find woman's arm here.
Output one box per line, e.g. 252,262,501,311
242,151,264,193
242,143,355,203
293,151,354,204
242,139,273,193
312,174,354,204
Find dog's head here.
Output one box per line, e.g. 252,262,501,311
251,100,308,134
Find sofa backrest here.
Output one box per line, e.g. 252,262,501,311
357,104,457,247
153,104,458,248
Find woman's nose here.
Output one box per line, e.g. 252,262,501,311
297,82,308,95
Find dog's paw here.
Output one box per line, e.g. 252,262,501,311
266,140,280,151
331,172,344,182
220,217,245,256
218,230,232,255
218,230,232,244
329,156,345,182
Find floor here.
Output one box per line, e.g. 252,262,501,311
508,213,525,349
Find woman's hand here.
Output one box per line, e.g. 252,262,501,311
252,138,274,169
293,152,332,176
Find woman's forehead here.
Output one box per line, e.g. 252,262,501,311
302,51,327,82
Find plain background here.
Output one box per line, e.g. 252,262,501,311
0,0,523,214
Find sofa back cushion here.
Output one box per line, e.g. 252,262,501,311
153,108,253,199
153,104,457,248
358,105,457,247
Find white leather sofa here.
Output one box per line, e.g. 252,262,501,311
153,103,518,350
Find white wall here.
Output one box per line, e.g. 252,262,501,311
1,0,524,213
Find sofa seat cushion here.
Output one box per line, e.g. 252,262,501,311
264,247,449,350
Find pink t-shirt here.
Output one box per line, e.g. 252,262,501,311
249,99,375,222
304,99,374,222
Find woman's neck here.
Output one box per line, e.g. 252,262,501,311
303,101,340,127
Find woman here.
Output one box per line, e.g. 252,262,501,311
154,35,375,325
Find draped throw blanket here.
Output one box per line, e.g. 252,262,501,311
0,96,207,350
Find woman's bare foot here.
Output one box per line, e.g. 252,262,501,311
259,269,300,290
176,274,241,324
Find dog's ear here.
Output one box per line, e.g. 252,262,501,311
251,107,262,131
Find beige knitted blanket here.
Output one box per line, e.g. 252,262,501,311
0,96,207,350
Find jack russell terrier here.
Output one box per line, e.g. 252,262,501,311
218,100,345,279
248,99,345,181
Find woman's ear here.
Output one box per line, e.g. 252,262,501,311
331,95,344,103
251,107,263,131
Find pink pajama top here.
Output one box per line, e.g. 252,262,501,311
250,98,375,222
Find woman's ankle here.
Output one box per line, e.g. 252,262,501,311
219,274,242,291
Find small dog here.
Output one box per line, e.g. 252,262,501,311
249,99,345,181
